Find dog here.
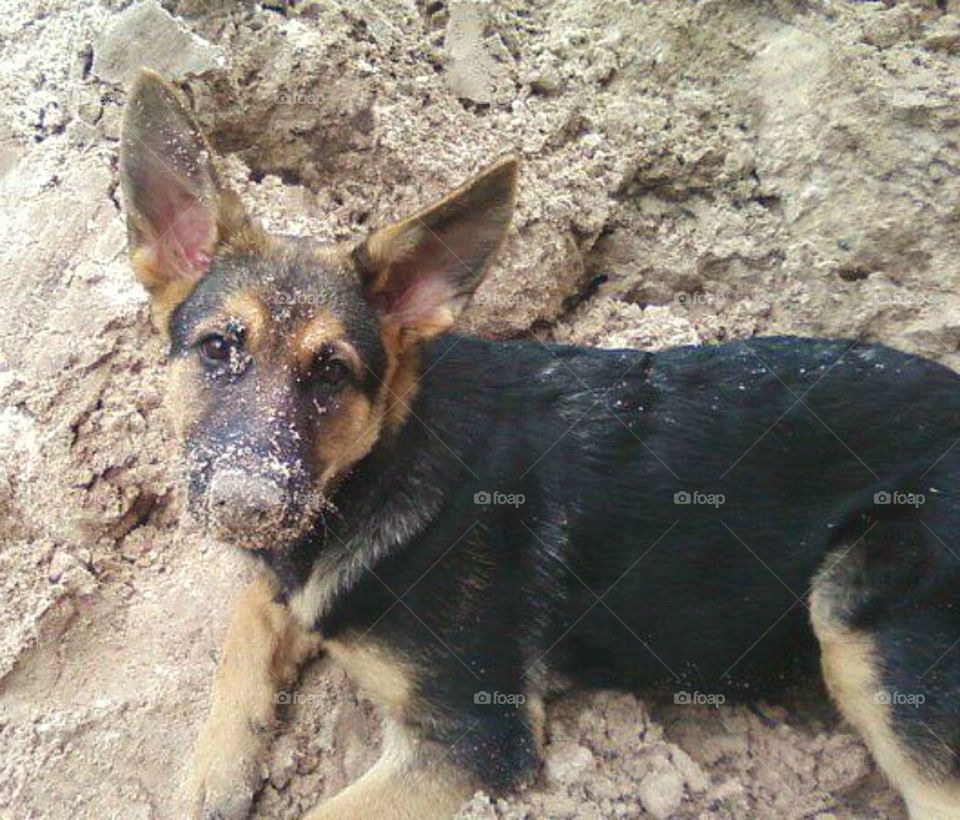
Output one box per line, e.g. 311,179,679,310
120,69,960,819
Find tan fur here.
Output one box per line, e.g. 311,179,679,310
282,301,391,488
309,324,424,478
134,268,196,338
810,584,960,819
361,220,422,295
316,391,380,483
289,309,347,368
182,576,320,818
218,190,269,256
222,291,272,353
303,719,475,820
323,636,415,719
287,552,345,629
378,322,421,430
525,691,547,757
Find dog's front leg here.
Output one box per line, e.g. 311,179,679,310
182,575,321,819
302,720,475,820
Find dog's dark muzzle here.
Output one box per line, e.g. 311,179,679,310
182,393,324,549
207,469,288,540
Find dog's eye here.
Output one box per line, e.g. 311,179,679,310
198,334,233,366
313,348,351,387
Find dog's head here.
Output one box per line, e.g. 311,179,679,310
120,70,516,552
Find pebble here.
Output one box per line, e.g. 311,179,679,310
545,741,596,785
637,762,685,819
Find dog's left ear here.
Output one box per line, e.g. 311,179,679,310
353,156,518,341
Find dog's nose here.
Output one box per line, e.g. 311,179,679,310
208,469,287,538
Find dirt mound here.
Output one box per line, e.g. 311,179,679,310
3,1,959,817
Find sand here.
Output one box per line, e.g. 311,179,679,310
2,0,959,817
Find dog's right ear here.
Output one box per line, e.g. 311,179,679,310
120,69,260,327
353,156,517,346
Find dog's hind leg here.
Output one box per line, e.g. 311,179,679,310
811,538,960,819
181,574,321,819
302,720,476,820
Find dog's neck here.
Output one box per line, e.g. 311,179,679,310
259,340,479,625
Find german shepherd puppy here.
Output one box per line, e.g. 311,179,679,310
120,70,960,819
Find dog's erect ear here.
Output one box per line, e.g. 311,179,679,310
353,156,518,341
120,69,259,318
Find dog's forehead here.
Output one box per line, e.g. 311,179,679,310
230,242,363,325
173,242,377,344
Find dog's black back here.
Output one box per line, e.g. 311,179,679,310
277,337,960,724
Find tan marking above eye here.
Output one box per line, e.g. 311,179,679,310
289,310,363,378
292,309,345,357
213,292,272,351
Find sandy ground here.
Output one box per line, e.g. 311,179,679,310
1,0,959,817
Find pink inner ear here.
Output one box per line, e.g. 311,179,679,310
149,189,217,280
387,274,458,327
185,248,213,275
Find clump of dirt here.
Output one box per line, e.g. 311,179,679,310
2,0,958,817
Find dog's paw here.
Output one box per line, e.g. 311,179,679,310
179,731,265,820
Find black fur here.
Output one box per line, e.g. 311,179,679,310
261,333,960,788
